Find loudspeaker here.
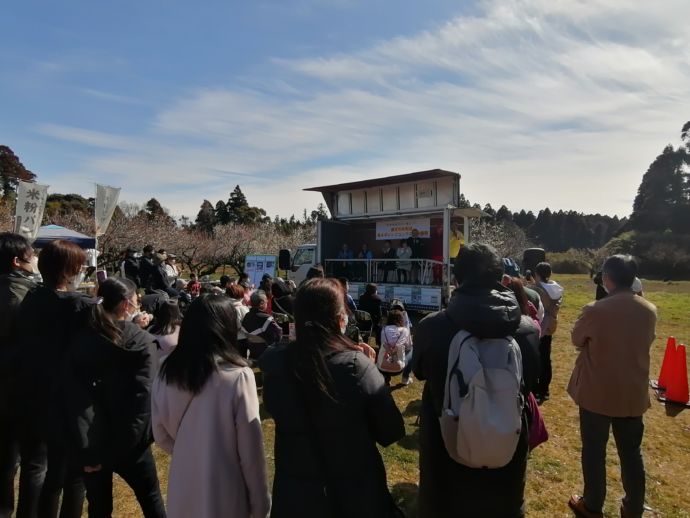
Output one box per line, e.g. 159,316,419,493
523,248,546,273
278,249,291,271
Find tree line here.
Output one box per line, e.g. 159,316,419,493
1,119,689,277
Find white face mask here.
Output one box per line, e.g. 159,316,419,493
66,271,85,291
29,256,39,274
19,256,39,275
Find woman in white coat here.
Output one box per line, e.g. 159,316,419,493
395,240,412,283
152,295,270,518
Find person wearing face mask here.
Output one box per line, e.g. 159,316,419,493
13,239,94,518
63,278,165,518
260,278,404,518
0,232,38,518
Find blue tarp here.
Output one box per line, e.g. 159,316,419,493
33,225,96,249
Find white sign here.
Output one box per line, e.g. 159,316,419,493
244,255,277,288
95,184,121,236
375,218,430,240
14,181,49,241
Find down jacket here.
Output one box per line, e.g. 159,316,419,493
412,282,540,518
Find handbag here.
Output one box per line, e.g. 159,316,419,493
377,329,404,372
526,392,549,451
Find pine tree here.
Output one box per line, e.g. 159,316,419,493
215,200,230,225
495,205,513,222
195,200,217,233
629,145,687,232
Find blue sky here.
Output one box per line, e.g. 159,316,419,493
2,0,688,220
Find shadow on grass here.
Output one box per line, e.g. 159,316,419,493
664,402,689,417
402,399,422,419
391,482,419,517
397,427,420,451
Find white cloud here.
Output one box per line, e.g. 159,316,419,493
36,0,690,219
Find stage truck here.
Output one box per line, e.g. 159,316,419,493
279,169,486,312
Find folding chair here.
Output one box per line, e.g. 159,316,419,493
354,310,373,343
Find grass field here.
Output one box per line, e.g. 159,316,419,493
109,274,690,517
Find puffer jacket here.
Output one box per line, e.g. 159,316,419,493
64,321,157,467
412,282,540,518
0,270,36,414
14,286,94,437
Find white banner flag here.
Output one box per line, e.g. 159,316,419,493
375,218,431,241
14,181,49,241
95,184,121,236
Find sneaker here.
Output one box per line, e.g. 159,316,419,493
401,376,413,386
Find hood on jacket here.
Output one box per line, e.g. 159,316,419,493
446,282,521,339
540,281,564,301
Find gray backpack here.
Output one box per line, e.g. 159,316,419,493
440,330,524,468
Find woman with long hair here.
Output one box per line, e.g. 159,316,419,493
64,278,165,518
148,299,182,361
260,278,405,518
152,295,270,518
14,239,91,518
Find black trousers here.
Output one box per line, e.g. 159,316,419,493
37,439,84,518
536,335,553,396
83,447,165,518
579,408,645,516
13,432,47,518
0,414,19,518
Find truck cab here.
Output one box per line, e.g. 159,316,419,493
287,244,317,285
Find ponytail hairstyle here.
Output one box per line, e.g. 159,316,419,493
160,294,247,395
507,277,530,317
289,277,351,401
91,278,137,344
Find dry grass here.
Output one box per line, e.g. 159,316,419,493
108,275,690,517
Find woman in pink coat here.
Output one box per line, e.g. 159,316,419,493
152,295,270,518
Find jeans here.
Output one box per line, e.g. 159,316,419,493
537,335,553,396
83,447,165,518
579,408,645,516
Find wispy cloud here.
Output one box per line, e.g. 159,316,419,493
79,88,142,105
36,0,690,219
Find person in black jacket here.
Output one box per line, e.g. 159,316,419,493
358,283,383,346
149,253,178,298
260,278,404,518
412,242,540,518
138,245,156,292
14,240,93,518
0,233,38,518
64,278,165,518
121,247,141,287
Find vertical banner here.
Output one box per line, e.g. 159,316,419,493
95,184,121,236
14,181,49,241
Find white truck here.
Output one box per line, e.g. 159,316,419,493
280,169,485,311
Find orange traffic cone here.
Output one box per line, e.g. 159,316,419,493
653,337,676,390
664,344,690,407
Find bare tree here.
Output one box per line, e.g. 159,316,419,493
470,220,531,258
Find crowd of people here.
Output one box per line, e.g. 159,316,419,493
0,231,657,518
